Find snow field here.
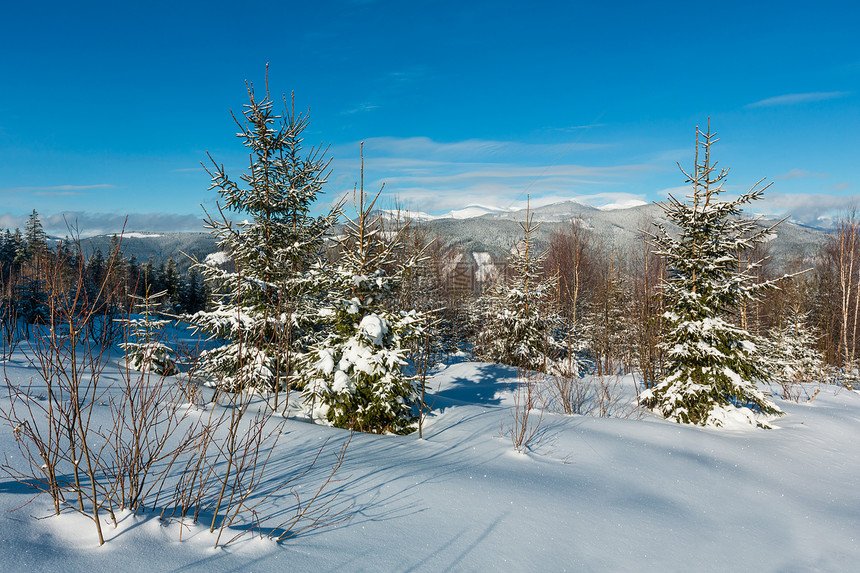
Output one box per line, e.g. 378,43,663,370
1,356,858,571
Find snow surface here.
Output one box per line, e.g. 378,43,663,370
472,251,498,283
1,352,859,571
380,205,515,221
203,251,231,266
598,199,648,211
120,232,163,239
442,204,516,219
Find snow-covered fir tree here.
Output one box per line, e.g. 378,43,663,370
640,123,784,427
297,151,427,434
189,72,338,395
476,202,560,372
583,248,629,376
766,308,823,400
119,289,176,375
15,210,50,326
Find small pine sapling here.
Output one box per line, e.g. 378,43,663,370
766,309,824,401
297,145,428,434
119,289,176,375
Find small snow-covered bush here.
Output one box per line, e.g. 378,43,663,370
119,290,176,376
302,299,424,434
766,310,824,402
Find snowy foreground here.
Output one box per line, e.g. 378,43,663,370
1,353,859,572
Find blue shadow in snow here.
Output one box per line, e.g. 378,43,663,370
431,363,518,408
0,477,47,495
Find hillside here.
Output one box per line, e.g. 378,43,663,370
69,201,829,274
1,352,857,571
75,232,217,273
426,200,828,270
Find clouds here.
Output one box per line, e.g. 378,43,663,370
341,102,379,115
0,211,204,237
329,136,653,214
745,91,851,108
357,136,610,160
2,184,116,195
774,169,828,181
746,192,859,228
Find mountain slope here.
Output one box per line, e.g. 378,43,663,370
68,201,828,275
425,201,827,270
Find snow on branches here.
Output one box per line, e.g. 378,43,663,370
296,147,428,434
188,74,338,395
476,201,561,372
640,122,785,428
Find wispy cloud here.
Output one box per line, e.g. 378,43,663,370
356,136,609,159
553,123,606,133
753,192,859,227
0,212,205,237
341,102,379,115
774,169,828,180
745,91,850,108
387,68,427,83
1,184,116,193
653,185,692,201
375,164,648,186
329,136,655,215
33,191,88,197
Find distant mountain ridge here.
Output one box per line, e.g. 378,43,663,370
70,201,829,275
424,200,828,268
76,232,216,273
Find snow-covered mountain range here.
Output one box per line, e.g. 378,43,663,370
424,200,827,268
75,200,829,272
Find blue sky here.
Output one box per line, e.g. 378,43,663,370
1,0,858,235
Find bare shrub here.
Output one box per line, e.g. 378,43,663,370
544,358,592,416
541,363,640,419
2,250,120,544
776,376,804,403
0,270,20,360
593,375,625,418
506,368,545,453
1,250,350,548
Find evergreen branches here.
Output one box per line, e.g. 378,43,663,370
640,122,784,427
190,75,339,395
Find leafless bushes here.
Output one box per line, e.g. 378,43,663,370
506,368,545,453
0,271,19,360
543,357,591,415
542,370,637,419
505,363,641,453
0,251,350,548
159,391,350,547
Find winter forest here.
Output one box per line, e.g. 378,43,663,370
1,84,859,571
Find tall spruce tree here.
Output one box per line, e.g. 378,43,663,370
21,209,48,265
190,71,338,395
16,211,50,325
640,123,784,427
